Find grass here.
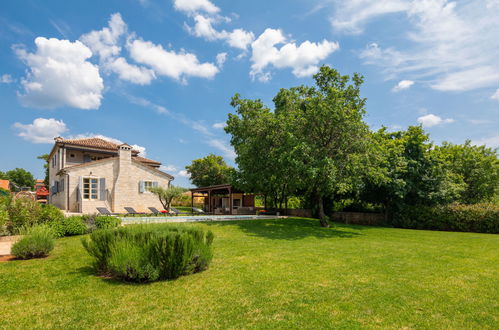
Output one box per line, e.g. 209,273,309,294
0,218,498,328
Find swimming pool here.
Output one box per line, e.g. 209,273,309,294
119,214,282,224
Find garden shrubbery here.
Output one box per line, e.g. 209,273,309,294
94,216,121,230
82,224,214,282
11,225,55,259
393,203,499,234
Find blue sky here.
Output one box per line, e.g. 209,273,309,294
1,0,498,187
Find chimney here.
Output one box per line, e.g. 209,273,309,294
118,143,132,162
54,136,63,142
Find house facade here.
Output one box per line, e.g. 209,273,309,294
48,137,173,214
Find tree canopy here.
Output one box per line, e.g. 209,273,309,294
148,185,187,212
226,66,370,226
185,154,234,188
4,168,36,190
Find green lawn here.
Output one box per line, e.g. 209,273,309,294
1,218,498,328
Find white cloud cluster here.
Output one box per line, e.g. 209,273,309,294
417,114,454,127
13,118,68,143
173,0,220,15
491,89,499,100
392,79,414,92
250,28,339,81
473,134,499,148
185,15,255,51
16,37,104,109
212,122,226,129
128,39,219,82
0,74,13,83
334,0,499,92
80,13,156,85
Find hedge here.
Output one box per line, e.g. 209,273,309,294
392,203,499,234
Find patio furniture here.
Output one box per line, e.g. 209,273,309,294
148,207,168,215
170,207,190,215
124,207,145,215
192,207,205,214
96,207,120,216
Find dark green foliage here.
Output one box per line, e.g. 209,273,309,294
61,216,87,236
5,168,36,190
393,203,499,233
7,198,41,234
185,154,235,187
95,216,121,229
82,224,214,282
39,204,65,223
11,225,55,259
0,196,11,235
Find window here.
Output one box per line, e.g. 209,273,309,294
83,178,98,200
70,154,75,158
144,181,154,191
52,154,57,168
233,199,241,208
91,156,103,161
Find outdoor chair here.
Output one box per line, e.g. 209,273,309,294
148,207,167,215
170,207,190,215
124,207,145,215
96,207,120,216
192,207,205,214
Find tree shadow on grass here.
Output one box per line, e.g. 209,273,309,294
205,218,365,241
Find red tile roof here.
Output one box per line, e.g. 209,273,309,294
58,137,138,153
133,156,161,165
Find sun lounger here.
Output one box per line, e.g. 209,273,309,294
96,207,120,216
170,207,190,215
124,207,145,215
148,207,164,215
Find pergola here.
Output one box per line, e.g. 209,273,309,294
190,184,253,215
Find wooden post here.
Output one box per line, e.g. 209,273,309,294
229,187,233,215
208,190,212,214
191,192,194,214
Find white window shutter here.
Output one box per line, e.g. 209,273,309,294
139,180,145,193
153,181,158,188
77,176,83,201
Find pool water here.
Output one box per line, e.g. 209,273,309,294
119,214,281,224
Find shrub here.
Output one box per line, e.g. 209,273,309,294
0,196,11,235
7,198,41,234
392,203,499,234
82,224,214,282
39,204,64,223
95,216,121,230
11,225,55,259
61,216,87,236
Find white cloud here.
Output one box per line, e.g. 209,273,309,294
127,38,219,81
160,164,177,172
212,122,226,129
80,13,156,85
392,79,414,92
469,119,491,125
13,118,68,143
491,89,499,100
417,114,455,127
0,74,13,83
16,37,104,109
250,28,339,81
173,0,220,15
207,138,236,159
185,15,254,51
216,52,227,68
177,169,190,178
343,0,499,92
473,135,499,148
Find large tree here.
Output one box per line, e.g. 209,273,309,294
226,66,371,226
5,168,36,190
433,140,498,204
185,154,234,188
361,126,464,219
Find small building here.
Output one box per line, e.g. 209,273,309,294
48,137,174,213
190,184,256,215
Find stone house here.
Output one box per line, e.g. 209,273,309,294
48,137,173,214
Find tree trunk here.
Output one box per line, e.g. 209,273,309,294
317,194,329,227
264,194,267,210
